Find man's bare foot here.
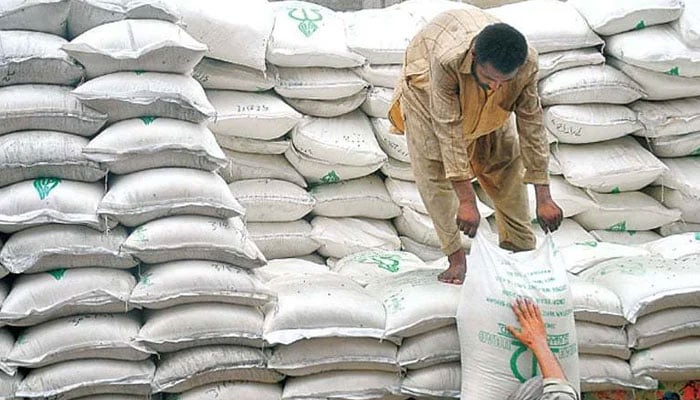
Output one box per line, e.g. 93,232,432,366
438,249,466,285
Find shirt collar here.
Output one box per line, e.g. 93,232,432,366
459,37,478,74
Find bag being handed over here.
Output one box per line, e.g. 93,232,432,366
457,231,579,400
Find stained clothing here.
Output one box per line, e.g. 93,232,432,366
388,7,549,254
509,377,580,400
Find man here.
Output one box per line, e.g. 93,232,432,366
388,7,563,284
507,298,580,400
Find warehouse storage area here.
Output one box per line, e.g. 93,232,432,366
0,0,699,399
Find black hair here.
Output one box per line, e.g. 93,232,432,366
474,23,528,75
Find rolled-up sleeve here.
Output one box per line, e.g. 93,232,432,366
428,57,474,181
540,378,580,400
515,64,550,185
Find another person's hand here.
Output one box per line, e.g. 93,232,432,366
457,200,481,238
506,298,548,352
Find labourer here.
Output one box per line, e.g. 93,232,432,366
388,7,563,284
507,298,580,400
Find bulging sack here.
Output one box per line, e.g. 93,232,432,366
62,19,207,78
220,150,307,188
170,382,283,400
401,362,461,399
72,72,216,123
83,117,227,174
193,58,276,91
645,186,700,224
536,48,604,80
579,354,657,392
229,179,314,222
656,156,700,199
398,325,460,369
631,97,700,138
353,64,402,88
371,118,410,163
267,1,365,68
457,231,579,400
545,104,642,144
575,321,630,360
247,220,320,260
310,216,401,259
569,0,683,36
216,134,290,155
285,144,385,185
673,0,700,48
0,30,83,86
361,86,393,118
607,57,700,101
284,89,367,118
0,0,70,36
331,249,428,287
630,337,700,381
0,84,107,136
275,66,368,100
282,370,400,400
310,175,400,219
573,190,681,231
67,0,181,39
538,65,645,106
645,131,700,158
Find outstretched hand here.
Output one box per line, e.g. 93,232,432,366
506,298,548,352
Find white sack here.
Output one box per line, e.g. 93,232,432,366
255,258,329,282
221,150,307,187
0,131,106,187
579,256,700,323
401,362,460,399
353,64,402,88
216,134,290,155
263,272,388,345
657,156,700,198
285,89,367,118
575,321,630,360
72,72,215,123
122,216,266,268
282,371,400,400
361,86,393,118
398,325,460,369
659,221,700,236
0,330,15,376
169,0,272,71
269,337,399,376
400,236,444,262
371,118,410,163
590,230,662,246
16,359,155,399
631,97,700,138
207,90,301,140
579,354,657,392
343,7,421,65
153,345,283,393
0,179,110,233
643,232,700,259
0,30,83,86
0,268,135,327
605,25,700,77
367,269,461,338
544,104,641,144
570,278,626,326
537,48,604,80
381,157,415,181
560,241,650,275
331,250,428,287
275,67,368,100
285,144,385,185
247,221,320,260
67,0,180,38
171,382,282,400
0,225,135,274
673,0,700,48
229,179,314,222
569,0,683,35
574,191,681,231
393,207,474,250
552,136,666,192
0,0,70,36
63,19,206,78
0,84,106,136
457,232,579,400
538,65,644,106
310,175,400,219
628,307,700,349
83,117,226,174
8,313,150,368
137,303,264,352
267,1,365,68
99,168,244,226
646,131,700,158
130,260,275,309
310,217,401,259
645,186,700,223
193,58,276,91
607,57,700,101
630,337,700,381
488,0,603,53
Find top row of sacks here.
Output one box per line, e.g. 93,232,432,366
1,0,698,72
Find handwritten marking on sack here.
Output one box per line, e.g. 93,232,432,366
549,119,581,138
1,69,16,84
209,219,230,231
33,177,61,200
236,104,270,113
47,268,67,280
288,8,323,37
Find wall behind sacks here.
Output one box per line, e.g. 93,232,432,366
269,0,525,11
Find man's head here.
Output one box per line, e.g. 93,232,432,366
472,23,528,91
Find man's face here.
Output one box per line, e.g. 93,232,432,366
473,61,519,92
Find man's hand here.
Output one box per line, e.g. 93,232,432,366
534,184,563,233
506,298,548,352
457,200,481,238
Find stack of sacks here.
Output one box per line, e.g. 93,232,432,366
581,0,700,237
61,3,267,399
579,256,700,388
262,269,402,400
386,177,495,261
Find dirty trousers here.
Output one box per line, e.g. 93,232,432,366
403,89,536,256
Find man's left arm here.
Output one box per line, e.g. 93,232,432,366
514,61,562,233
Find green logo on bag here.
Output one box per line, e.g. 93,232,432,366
611,187,621,194
134,70,145,76
33,177,61,200
634,20,646,30
47,268,67,281
691,147,700,156
355,253,401,273
320,170,340,184
138,272,153,287
288,8,323,37
627,230,637,237
140,116,158,125
608,221,627,232
576,241,598,247
667,66,680,76
694,232,700,241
